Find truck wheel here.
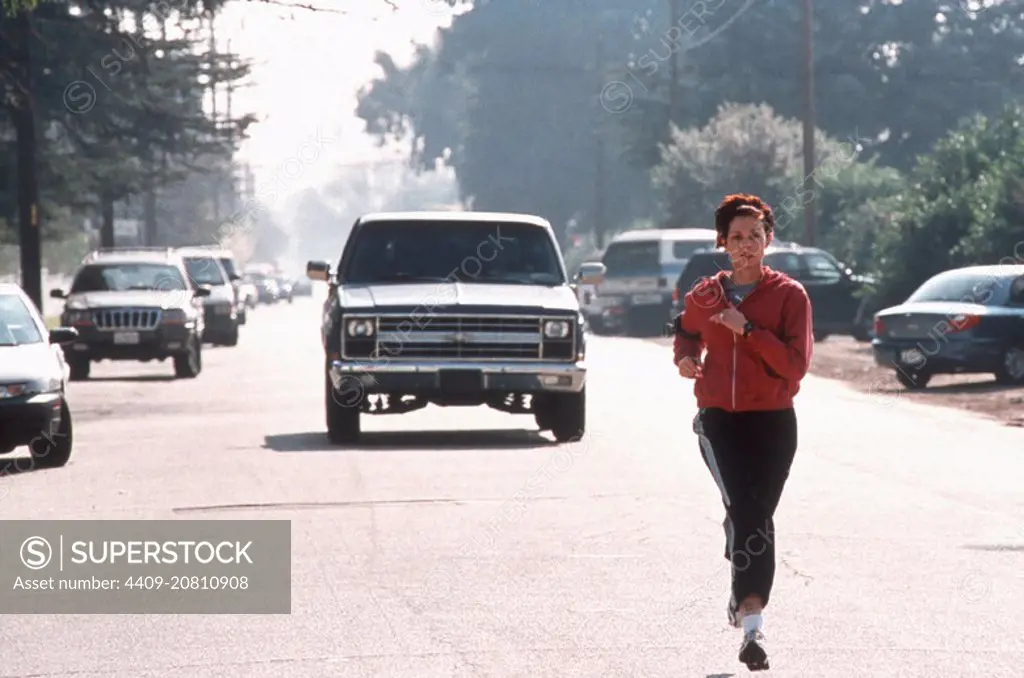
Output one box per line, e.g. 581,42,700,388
173,337,202,378
533,396,556,431
550,388,585,442
68,359,90,381
222,323,239,347
30,397,73,468
326,373,361,444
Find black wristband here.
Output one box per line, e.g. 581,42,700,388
742,321,755,338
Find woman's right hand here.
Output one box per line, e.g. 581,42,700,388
677,356,703,379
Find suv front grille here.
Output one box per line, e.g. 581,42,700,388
93,308,162,330
342,314,575,361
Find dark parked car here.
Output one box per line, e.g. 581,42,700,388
668,245,874,342
50,248,209,380
307,210,587,445
871,265,1024,389
0,283,78,468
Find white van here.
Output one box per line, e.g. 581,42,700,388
595,228,718,334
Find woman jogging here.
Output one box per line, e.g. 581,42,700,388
672,193,813,672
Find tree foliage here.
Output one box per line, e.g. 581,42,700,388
651,103,850,235
872,103,1024,306
356,0,1024,248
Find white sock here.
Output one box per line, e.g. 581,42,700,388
742,613,763,634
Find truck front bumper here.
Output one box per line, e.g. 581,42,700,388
329,359,586,395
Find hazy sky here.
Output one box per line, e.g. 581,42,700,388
214,0,458,200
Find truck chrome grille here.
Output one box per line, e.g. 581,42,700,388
93,308,162,330
343,314,574,361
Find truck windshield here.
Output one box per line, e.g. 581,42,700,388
602,241,659,277
343,220,565,285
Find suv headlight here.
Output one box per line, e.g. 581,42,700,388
543,319,571,339
64,310,92,324
162,309,188,325
347,318,375,337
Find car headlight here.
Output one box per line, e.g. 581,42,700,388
0,380,56,398
347,318,375,337
543,319,571,339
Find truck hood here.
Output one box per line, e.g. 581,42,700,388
63,290,191,309
338,283,580,313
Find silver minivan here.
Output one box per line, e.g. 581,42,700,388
592,228,718,334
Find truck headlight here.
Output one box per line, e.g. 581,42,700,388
347,318,375,337
543,319,571,339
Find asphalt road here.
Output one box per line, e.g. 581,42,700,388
1,294,1022,677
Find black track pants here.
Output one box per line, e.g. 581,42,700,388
693,406,798,609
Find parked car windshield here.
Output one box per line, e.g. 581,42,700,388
676,253,730,293
218,257,239,279
906,270,1012,305
343,220,564,285
70,263,189,293
603,241,660,277
0,293,43,346
184,257,227,286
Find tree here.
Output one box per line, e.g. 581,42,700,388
357,0,658,243
621,0,1024,174
872,103,1024,307
651,102,851,239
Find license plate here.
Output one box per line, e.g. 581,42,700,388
900,348,924,365
438,369,484,393
632,294,663,305
113,331,140,345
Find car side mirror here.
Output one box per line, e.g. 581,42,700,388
49,327,78,344
194,286,212,298
228,272,241,282
50,289,66,299
307,260,331,281
577,262,606,285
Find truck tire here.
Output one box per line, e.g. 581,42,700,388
550,388,585,442
326,373,361,444
222,322,239,347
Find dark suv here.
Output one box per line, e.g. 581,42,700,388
669,245,875,341
177,247,241,346
49,248,209,379
306,211,587,445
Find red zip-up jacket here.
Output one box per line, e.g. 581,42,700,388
673,266,813,412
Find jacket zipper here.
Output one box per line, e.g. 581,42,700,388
731,332,737,410
724,273,766,412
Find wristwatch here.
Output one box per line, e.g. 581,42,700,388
742,321,755,338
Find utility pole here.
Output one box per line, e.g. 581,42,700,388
209,15,221,225
594,33,607,249
668,0,681,128
801,0,817,246
226,39,236,216
13,8,42,310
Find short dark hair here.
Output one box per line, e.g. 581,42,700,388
714,193,775,247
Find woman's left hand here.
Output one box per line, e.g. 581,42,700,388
712,306,747,334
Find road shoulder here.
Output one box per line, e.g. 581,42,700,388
647,335,1024,427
